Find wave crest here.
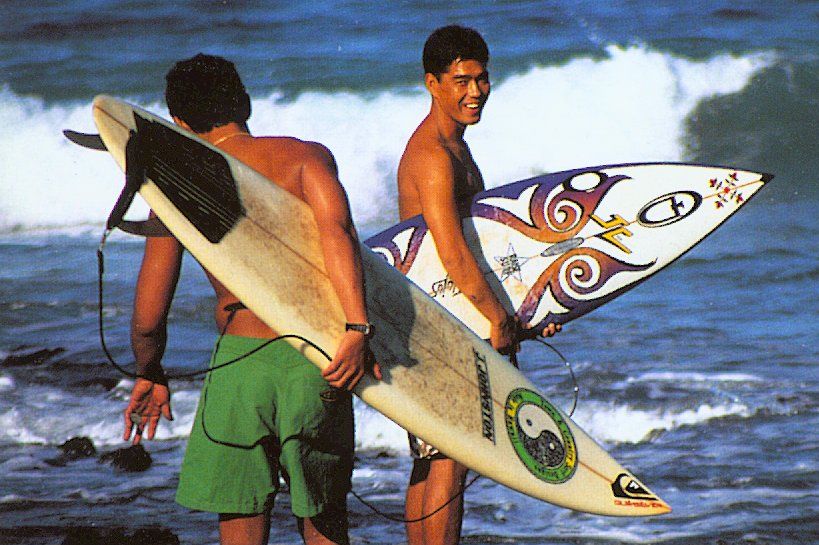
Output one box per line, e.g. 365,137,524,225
0,45,775,234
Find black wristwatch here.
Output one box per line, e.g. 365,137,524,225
345,322,375,338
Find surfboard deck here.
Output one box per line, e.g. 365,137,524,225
91,95,670,516
366,164,770,339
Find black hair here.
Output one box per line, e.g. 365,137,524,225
164,53,251,133
422,25,489,78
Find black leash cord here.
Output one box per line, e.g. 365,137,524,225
352,473,482,524
96,236,476,523
97,230,141,380
531,338,579,417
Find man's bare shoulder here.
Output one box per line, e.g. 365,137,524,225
399,125,454,184
253,136,332,166
232,136,329,173
251,135,313,156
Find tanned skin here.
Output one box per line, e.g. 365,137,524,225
398,58,560,545
122,119,381,545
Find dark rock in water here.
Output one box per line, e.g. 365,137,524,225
46,436,99,466
44,457,67,467
61,526,179,545
60,437,97,459
131,528,180,545
2,346,65,367
98,444,152,472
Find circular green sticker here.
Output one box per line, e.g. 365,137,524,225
505,388,577,483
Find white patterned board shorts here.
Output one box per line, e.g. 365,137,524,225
407,432,447,460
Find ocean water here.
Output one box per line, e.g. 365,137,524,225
0,1,817,544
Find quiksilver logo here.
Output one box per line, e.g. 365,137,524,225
611,473,658,500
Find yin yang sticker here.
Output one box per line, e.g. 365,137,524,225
505,388,577,483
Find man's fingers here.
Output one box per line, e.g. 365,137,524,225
147,415,160,440
321,359,342,379
132,426,143,446
123,409,138,441
540,322,562,337
161,403,173,421
347,367,364,391
323,367,344,384
331,366,357,391
371,361,383,381
323,360,346,385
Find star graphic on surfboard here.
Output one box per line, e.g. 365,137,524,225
495,243,524,282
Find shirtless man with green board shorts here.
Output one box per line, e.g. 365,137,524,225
122,53,381,545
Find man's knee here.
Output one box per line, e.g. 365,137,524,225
218,512,270,545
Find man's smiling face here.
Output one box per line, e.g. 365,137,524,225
430,58,490,126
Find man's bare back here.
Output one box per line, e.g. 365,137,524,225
201,134,342,337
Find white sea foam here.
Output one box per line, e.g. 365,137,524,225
0,381,411,451
628,371,763,383
573,400,751,444
0,46,774,234
0,407,47,444
353,400,407,453
0,375,758,453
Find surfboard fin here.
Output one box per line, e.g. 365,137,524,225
117,218,173,238
64,127,171,238
63,129,107,151
105,130,145,232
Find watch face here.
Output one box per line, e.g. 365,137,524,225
346,323,373,336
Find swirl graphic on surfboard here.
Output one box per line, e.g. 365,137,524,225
365,163,770,338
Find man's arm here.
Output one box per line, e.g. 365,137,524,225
123,224,179,444
410,150,518,353
300,143,381,390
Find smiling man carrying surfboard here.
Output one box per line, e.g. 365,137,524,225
397,26,562,545
122,53,379,545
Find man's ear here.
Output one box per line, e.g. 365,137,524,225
172,116,192,132
424,72,440,98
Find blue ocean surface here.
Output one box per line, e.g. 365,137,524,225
0,1,817,544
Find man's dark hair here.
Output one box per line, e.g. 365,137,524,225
165,53,251,133
422,25,489,78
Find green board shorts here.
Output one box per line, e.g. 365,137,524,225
176,335,354,518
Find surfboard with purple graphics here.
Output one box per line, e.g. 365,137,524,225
365,164,771,339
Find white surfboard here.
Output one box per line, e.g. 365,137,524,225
91,95,670,516
366,164,771,339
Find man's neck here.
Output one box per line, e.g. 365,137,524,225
201,122,250,145
429,104,466,145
